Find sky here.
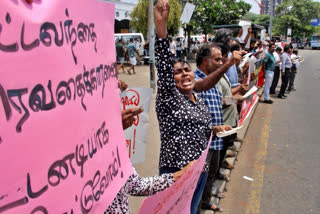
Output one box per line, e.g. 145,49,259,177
243,0,260,14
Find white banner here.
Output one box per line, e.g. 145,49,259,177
180,2,195,24
120,87,153,163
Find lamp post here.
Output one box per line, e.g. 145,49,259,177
286,6,292,44
148,0,155,89
269,0,273,40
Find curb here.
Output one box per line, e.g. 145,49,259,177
200,87,264,214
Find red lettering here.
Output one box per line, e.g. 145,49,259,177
125,139,131,158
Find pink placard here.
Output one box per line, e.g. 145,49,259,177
0,1,133,213
138,136,211,214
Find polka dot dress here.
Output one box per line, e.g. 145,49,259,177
155,38,212,170
105,168,174,213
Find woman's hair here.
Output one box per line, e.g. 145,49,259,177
172,58,191,68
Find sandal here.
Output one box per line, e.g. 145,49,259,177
217,173,231,182
202,202,223,212
127,70,132,75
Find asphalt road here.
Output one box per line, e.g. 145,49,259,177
220,49,320,214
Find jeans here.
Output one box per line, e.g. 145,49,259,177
264,70,274,101
270,66,280,94
176,50,182,59
191,172,207,214
159,167,207,214
279,68,291,96
201,149,220,207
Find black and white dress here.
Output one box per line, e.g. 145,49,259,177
105,169,174,213
155,38,212,170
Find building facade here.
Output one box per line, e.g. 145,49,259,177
103,0,138,33
262,0,282,15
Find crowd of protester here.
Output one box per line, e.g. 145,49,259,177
116,38,141,75
109,0,303,213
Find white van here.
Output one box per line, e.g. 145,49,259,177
114,33,145,56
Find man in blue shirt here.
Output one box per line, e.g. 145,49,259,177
262,43,276,103
194,44,244,212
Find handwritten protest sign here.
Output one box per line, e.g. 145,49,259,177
239,20,252,49
138,135,211,214
120,88,153,164
0,1,133,213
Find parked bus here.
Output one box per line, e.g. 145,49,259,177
310,34,320,49
114,33,145,56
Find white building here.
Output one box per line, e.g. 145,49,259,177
103,0,138,33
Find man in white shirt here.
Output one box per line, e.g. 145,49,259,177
270,47,282,94
134,38,142,65
278,45,292,98
288,49,300,91
169,37,176,57
175,37,182,59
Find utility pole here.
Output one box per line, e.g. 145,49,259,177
148,0,155,89
269,0,273,40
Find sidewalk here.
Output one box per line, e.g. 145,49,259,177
117,64,263,214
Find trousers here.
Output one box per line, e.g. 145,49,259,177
264,70,274,100
288,67,296,90
270,66,280,94
201,149,220,207
279,68,291,96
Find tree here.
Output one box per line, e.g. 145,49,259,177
130,0,182,38
272,0,320,38
167,0,182,35
254,14,270,27
130,0,148,37
178,0,251,36
242,12,259,22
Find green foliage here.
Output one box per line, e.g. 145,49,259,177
168,0,183,35
272,0,320,38
130,0,148,37
178,0,251,35
242,12,259,22
254,14,270,27
130,0,182,37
